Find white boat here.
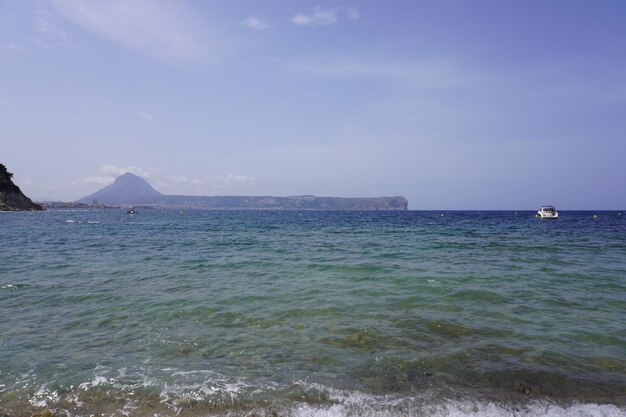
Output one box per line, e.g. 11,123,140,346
537,205,558,219
127,207,137,214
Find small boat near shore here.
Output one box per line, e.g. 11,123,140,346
537,205,558,219
127,207,137,214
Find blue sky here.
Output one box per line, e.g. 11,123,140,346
1,0,625,209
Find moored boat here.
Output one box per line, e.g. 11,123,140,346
537,205,558,219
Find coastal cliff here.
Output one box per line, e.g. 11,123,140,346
0,164,43,211
140,194,408,210
77,173,408,210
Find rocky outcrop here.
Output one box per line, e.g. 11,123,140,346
0,164,43,211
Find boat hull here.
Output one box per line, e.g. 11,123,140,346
537,212,558,219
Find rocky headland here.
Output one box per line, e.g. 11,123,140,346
78,172,408,210
0,164,43,211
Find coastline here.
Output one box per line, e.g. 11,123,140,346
3,381,625,417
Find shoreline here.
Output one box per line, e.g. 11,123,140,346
3,388,625,417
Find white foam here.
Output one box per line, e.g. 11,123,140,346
29,385,60,408
288,399,625,417
289,382,626,417
64,219,100,224
70,392,84,407
157,377,253,406
79,375,110,390
79,365,117,390
170,369,216,377
41,369,626,417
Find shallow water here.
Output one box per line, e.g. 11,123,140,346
1,209,625,416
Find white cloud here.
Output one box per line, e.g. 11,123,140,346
6,43,28,53
136,111,154,121
345,8,360,20
221,174,256,186
240,16,270,30
72,165,153,186
291,7,359,27
169,173,256,190
50,0,214,64
100,164,152,178
71,176,113,186
33,8,70,47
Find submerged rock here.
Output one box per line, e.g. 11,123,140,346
30,409,53,417
0,164,43,211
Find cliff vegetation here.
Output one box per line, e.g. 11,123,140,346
0,164,43,211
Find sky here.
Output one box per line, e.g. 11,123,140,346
1,0,625,209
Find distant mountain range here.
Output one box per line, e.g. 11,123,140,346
77,173,408,210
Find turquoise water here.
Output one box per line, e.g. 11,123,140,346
1,209,625,417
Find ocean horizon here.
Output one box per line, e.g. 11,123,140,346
1,209,625,417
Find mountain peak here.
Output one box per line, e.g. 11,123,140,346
114,172,150,185
77,172,162,204
117,172,141,179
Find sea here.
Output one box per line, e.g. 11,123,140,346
1,209,624,417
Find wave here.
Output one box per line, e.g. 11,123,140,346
0,283,29,290
7,374,625,417
290,399,625,417
63,219,100,224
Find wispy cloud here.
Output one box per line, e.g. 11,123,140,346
71,175,114,186
50,0,214,64
291,7,359,27
72,165,153,186
5,43,28,53
240,16,270,30
136,111,154,121
177,174,256,186
290,58,467,90
159,173,256,194
0,98,15,110
171,174,256,188
32,8,70,47
169,175,188,183
101,164,153,178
